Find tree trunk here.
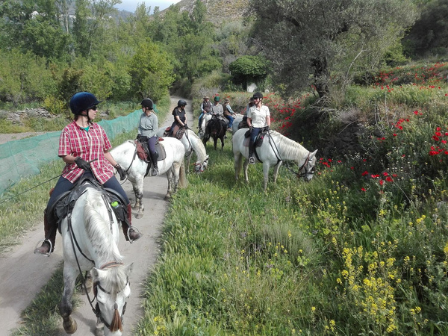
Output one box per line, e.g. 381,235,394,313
312,57,330,98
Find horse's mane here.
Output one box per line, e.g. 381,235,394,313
187,130,207,161
84,189,123,263
270,131,307,161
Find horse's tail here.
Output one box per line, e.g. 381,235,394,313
178,157,188,189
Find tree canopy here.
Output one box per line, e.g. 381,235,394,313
250,0,418,98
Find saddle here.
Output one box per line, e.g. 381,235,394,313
164,126,186,139
244,128,269,148
135,137,166,162
50,174,129,233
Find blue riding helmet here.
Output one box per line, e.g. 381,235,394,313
69,92,101,115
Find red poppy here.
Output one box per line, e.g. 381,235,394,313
361,187,366,192
362,171,369,176
379,180,384,186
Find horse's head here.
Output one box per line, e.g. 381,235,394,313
194,155,209,173
298,149,317,181
92,263,133,335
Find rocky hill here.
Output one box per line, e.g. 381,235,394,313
163,0,250,24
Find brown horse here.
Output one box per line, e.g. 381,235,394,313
203,115,227,150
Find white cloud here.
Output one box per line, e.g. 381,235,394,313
115,0,181,13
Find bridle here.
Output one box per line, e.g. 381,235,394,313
93,262,130,332
283,152,315,179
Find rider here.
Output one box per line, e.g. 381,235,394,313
247,92,270,164
170,99,187,136
34,92,141,255
210,96,223,117
198,96,212,133
138,98,159,176
223,98,236,130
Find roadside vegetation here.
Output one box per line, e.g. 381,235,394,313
4,0,448,335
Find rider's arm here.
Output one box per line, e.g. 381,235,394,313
61,154,77,165
104,151,119,168
175,114,185,127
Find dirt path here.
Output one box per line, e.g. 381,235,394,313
0,96,193,335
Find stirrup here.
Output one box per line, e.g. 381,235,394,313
34,239,53,257
127,227,142,243
249,157,255,164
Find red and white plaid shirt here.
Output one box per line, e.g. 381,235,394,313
59,121,113,184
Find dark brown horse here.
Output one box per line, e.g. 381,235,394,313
203,116,227,150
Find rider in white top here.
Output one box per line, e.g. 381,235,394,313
246,92,270,163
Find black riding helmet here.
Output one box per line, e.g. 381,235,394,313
70,92,101,115
178,99,187,107
141,98,154,109
252,92,263,100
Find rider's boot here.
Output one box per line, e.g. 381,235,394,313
248,139,255,164
122,203,142,242
150,151,159,176
34,210,56,255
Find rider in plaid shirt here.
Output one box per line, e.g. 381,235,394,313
34,92,141,256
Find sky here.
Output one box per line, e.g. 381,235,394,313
114,0,182,13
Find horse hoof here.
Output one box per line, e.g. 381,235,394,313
135,212,144,219
164,194,171,201
95,326,105,336
63,317,77,334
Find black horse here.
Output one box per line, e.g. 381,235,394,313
203,115,227,150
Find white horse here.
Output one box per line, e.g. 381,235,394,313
59,184,133,336
231,114,244,134
110,137,187,218
233,129,318,190
198,113,212,139
157,128,209,173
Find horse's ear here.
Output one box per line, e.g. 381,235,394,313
124,263,134,276
92,268,107,281
310,150,318,159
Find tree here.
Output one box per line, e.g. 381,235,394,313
229,55,268,89
250,0,418,98
403,0,448,56
128,39,174,101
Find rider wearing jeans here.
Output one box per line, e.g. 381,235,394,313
34,92,141,256
138,98,159,176
198,96,212,132
247,92,270,164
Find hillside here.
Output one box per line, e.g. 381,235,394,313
162,0,250,24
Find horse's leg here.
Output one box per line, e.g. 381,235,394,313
172,162,181,193
220,136,225,151
59,264,79,334
213,136,217,150
234,152,242,181
165,169,174,200
263,163,270,191
243,159,250,183
273,161,283,183
83,271,93,294
134,177,145,219
131,183,141,210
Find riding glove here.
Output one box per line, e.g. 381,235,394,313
115,164,127,181
266,125,270,131
75,157,91,171
249,126,253,132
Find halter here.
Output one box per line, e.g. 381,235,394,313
93,262,130,332
283,152,315,179
265,131,314,179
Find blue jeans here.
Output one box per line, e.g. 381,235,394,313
225,114,234,128
249,127,262,157
198,112,204,128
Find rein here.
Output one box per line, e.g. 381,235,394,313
265,132,313,179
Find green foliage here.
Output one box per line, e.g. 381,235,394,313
403,0,448,57
250,0,418,98
128,39,174,101
229,55,268,88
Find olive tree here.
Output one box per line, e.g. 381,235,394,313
250,0,418,98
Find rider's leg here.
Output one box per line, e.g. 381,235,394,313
148,136,158,175
103,176,141,242
198,112,204,131
34,176,74,255
227,115,234,129
249,128,261,164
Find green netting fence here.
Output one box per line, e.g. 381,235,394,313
0,109,144,195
